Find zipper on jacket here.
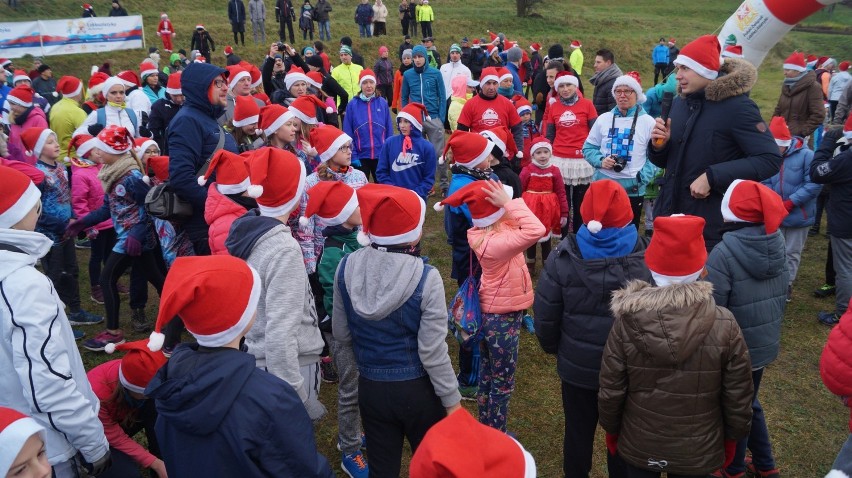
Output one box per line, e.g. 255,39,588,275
368,101,375,158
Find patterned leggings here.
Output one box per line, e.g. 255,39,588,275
477,311,522,432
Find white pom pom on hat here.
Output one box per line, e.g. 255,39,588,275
104,343,118,354
326,106,334,114
357,230,371,246
197,175,208,186
148,331,166,352
142,175,151,185
433,201,445,212
587,220,602,234
246,184,264,198
299,216,311,228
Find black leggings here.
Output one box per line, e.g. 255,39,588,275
526,238,552,265
101,249,165,330
563,183,589,237
89,228,117,287
356,158,379,183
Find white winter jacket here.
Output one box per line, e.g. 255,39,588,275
0,229,109,466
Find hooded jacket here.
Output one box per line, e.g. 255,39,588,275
599,280,754,475
225,212,325,401
145,344,334,478
533,233,651,390
401,62,446,122
648,58,782,250
148,96,182,155
762,137,821,228
0,229,109,467
342,94,394,162
317,225,363,318
376,127,436,198
204,184,248,255
705,225,788,369
809,129,852,239
821,300,852,433
71,161,112,232
8,106,48,164
773,70,825,138
167,62,239,241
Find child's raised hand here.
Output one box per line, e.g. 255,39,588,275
481,179,510,208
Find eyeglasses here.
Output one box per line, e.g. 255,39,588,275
213,79,227,88
613,89,636,97
337,143,353,153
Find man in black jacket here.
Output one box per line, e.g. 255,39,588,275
275,0,296,43
228,0,247,46
588,48,622,115
650,35,781,250
148,74,184,155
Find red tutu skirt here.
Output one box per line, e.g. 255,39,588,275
522,191,561,239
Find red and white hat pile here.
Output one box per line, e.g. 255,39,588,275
94,125,133,155
783,51,807,72
259,104,295,137
579,179,633,233
165,72,182,96
673,34,721,80
233,95,261,128
148,256,261,351
104,340,168,393
397,102,430,132
0,407,45,476
20,127,55,159
300,181,359,228
359,69,377,88
515,96,532,116
198,149,251,194
410,408,536,478
434,180,505,227
134,137,159,158
570,40,582,49
67,134,97,161
284,65,311,91
139,60,158,80
226,65,251,92
720,179,787,234
6,86,34,107
769,116,792,147
0,165,41,229
440,130,495,168
146,156,170,183
611,72,646,103
290,95,333,124
12,70,29,85
553,71,579,89
645,214,707,286
309,125,353,162
355,183,425,246
245,147,306,217
722,45,743,59
479,67,500,86
56,75,83,98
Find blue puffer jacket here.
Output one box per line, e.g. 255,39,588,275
762,137,821,228
342,95,394,163
401,64,446,122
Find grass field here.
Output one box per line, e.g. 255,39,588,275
6,0,852,476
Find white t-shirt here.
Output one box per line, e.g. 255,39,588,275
585,108,655,180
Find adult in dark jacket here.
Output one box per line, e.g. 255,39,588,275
275,0,296,43
167,63,239,255
304,54,349,114
649,40,782,251
190,26,216,62
314,0,333,41
108,1,128,16
773,55,825,139
588,49,622,115
228,0,247,46
534,180,650,478
148,91,184,156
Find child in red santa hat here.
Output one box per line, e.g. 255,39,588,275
0,407,51,478
199,149,255,255
520,136,568,274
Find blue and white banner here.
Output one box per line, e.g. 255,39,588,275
0,20,42,57
0,15,143,58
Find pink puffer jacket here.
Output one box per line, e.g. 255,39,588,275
8,107,48,164
204,184,248,255
71,162,113,231
468,199,545,314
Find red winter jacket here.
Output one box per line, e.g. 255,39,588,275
821,304,852,432
204,184,248,255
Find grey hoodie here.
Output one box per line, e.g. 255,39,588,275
332,247,462,407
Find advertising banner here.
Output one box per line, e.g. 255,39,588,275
0,20,42,58
0,16,143,58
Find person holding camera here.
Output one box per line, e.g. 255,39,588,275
583,72,657,229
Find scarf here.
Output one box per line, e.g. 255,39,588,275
590,63,622,87
70,156,97,168
450,163,492,180
371,242,421,257
358,93,374,101
98,153,141,192
559,93,579,106
532,159,551,169
402,134,413,155
107,101,127,109
575,223,637,260
783,71,807,89
12,106,34,126
497,85,514,98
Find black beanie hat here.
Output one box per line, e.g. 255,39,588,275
305,54,324,70
548,44,564,60
340,36,353,47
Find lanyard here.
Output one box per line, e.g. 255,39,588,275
607,106,640,152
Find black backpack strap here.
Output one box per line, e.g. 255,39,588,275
196,126,228,178
0,243,25,254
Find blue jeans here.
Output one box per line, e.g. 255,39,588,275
358,23,371,37
318,20,330,40
726,368,776,474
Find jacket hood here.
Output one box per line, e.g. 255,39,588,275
181,62,227,117
224,210,284,260
450,75,468,99
0,229,53,281
321,224,360,248
703,58,757,102
784,136,805,157
782,70,817,96
145,345,255,435
611,280,717,365
721,226,786,281
204,185,248,225
563,234,646,292
342,246,425,320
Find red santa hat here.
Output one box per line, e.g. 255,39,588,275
480,126,516,159
94,125,134,155
259,104,295,137
0,59,10,68
529,43,541,52
309,125,353,163
570,40,582,49
0,407,45,476
839,60,850,72
284,65,311,91
611,72,646,103
526,135,552,159
195,56,206,63
668,38,676,44
88,72,109,95
148,256,261,352
134,137,159,158
12,70,29,85
355,183,425,246
198,149,251,194
248,65,263,89
67,134,97,161
6,86,34,107
579,179,634,234
165,72,182,96
253,91,270,105
440,130,495,168
769,116,792,147
226,65,251,92
359,69,377,88
300,181,359,228
306,71,324,89
139,61,158,80
720,179,787,234
504,41,517,50
783,51,807,72
515,96,532,116
115,70,139,88
196,24,205,30
410,408,536,478
722,45,743,59
146,155,170,183
479,67,500,86
232,95,261,128
673,34,721,80
487,31,498,42
291,95,333,124
434,180,505,227
397,102,430,132
0,166,41,229
20,127,55,159
56,75,83,98
498,67,513,83
553,71,579,89
160,12,168,18
224,45,234,56
245,147,306,217
103,340,168,393
645,214,707,286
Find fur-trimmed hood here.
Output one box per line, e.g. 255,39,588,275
610,280,718,365
682,57,757,102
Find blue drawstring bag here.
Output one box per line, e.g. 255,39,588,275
448,258,482,345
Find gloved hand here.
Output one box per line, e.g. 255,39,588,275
605,433,618,455
303,395,327,422
783,199,795,213
63,220,88,241
84,450,112,476
559,217,567,228
88,123,105,136
723,439,737,469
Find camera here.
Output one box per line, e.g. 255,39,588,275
612,155,629,173
276,42,288,55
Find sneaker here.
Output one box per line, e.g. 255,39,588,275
459,385,477,401
73,329,85,341
68,309,104,326
82,330,125,352
818,311,840,326
340,450,369,478
75,239,91,249
785,284,792,303
522,314,535,334
90,285,105,305
814,283,836,298
320,356,339,383
131,308,151,333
